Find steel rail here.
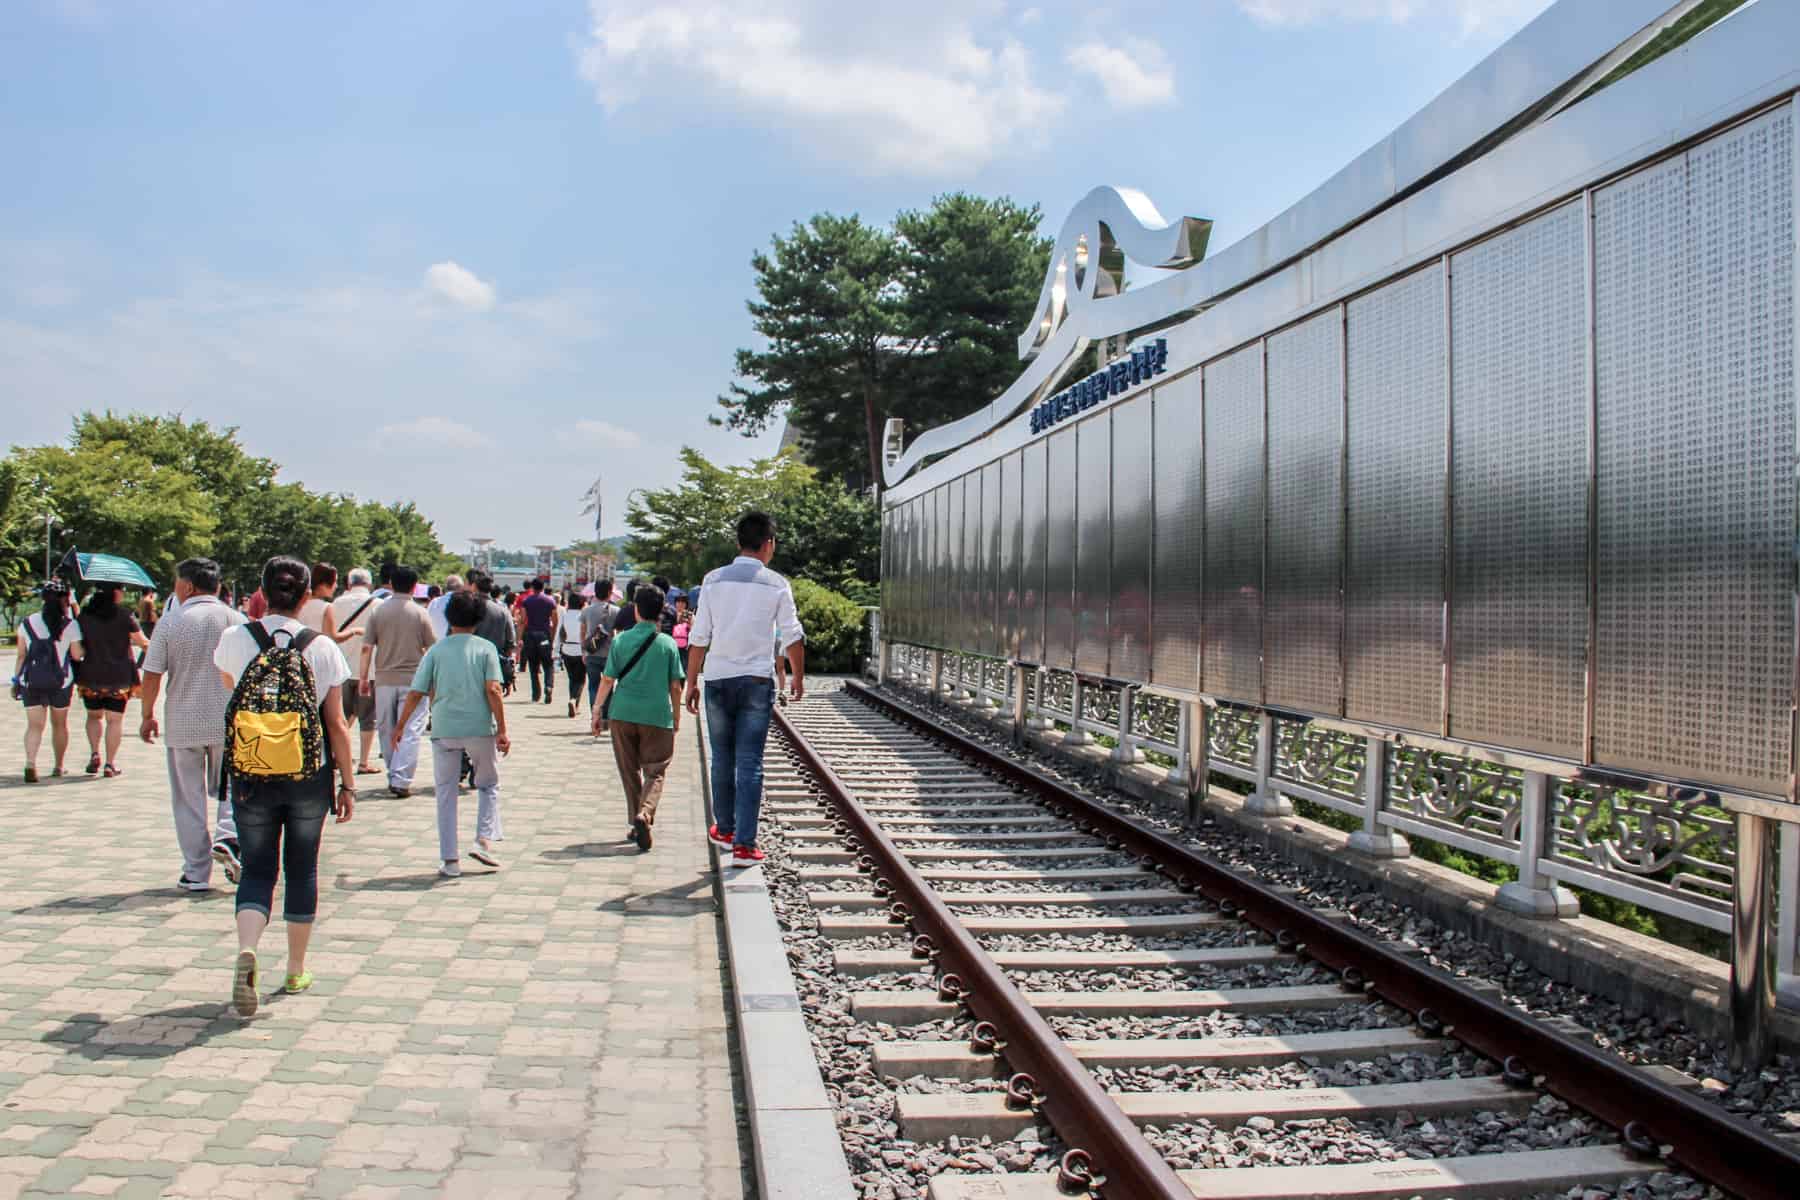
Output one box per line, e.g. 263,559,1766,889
770,701,1191,1200
845,679,1800,1200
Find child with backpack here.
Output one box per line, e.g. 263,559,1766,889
10,580,84,782
212,557,357,1017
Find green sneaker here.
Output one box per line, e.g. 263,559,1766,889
232,950,258,1017
283,971,314,995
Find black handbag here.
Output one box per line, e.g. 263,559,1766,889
600,631,656,722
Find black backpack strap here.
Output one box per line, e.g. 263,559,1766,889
290,628,320,654
247,622,276,653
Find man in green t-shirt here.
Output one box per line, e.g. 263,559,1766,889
393,591,510,878
591,585,685,852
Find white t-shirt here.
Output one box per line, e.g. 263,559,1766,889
19,612,83,688
556,608,585,656
297,596,330,632
326,587,378,670
426,592,451,642
214,615,351,696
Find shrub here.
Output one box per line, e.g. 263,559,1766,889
790,579,869,674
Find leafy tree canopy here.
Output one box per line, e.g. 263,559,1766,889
623,447,877,601
716,193,1050,493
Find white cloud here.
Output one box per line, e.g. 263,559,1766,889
375,416,492,449
423,260,497,311
575,0,1064,174
1235,0,1551,37
1017,7,1042,25
1067,38,1175,110
574,419,643,449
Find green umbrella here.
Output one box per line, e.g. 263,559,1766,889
75,553,157,589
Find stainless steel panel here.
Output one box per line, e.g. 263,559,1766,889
999,451,1023,659
1043,427,1077,670
1203,343,1264,703
1265,308,1344,715
1110,394,1153,683
903,497,919,644
981,461,1002,658
1450,201,1587,758
1075,413,1112,677
961,472,980,655
1345,263,1446,734
945,480,963,653
1020,439,1048,663
1594,108,1796,794
1151,373,1203,692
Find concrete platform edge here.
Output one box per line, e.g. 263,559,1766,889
698,712,859,1200
887,682,1800,1053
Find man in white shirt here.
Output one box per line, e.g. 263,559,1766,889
684,512,804,867
427,573,462,642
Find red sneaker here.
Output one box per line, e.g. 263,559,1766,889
707,824,735,849
730,845,765,867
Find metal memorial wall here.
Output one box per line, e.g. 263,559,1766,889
880,98,1799,802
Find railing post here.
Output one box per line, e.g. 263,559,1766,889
1026,668,1050,730
1183,702,1209,827
1166,699,1191,788
1493,772,1576,916
1779,821,1799,1011
875,630,892,685
928,650,943,697
1112,687,1144,764
1063,677,1090,747
1348,736,1410,859
1242,712,1291,817
1010,664,1029,745
1730,811,1777,1069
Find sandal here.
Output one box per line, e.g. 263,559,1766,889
355,765,380,775
23,766,37,784
50,766,65,778
103,764,120,778
85,753,101,775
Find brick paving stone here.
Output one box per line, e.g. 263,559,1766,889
0,694,751,1197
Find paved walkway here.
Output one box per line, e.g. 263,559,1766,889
0,690,749,1199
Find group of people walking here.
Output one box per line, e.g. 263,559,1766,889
8,510,806,1016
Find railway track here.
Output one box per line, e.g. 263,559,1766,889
762,682,1799,1200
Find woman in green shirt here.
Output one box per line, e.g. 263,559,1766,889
590,585,684,851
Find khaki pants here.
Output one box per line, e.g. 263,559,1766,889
609,721,675,826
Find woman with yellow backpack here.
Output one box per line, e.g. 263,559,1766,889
213,557,357,1016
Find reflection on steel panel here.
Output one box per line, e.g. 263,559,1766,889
905,498,920,644
1020,440,1048,662
1450,201,1587,758
999,451,1023,659
1594,109,1796,795
1075,414,1112,676
1346,264,1445,734
1203,343,1264,703
931,488,946,649
1110,394,1153,682
1151,374,1203,692
1044,427,1077,670
981,461,1001,658
1265,309,1344,715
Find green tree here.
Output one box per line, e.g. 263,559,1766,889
0,459,43,613
623,447,878,596
716,194,1050,493
9,440,218,584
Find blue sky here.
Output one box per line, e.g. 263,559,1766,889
1,0,1552,551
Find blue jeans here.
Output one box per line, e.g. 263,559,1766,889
705,675,774,848
585,653,607,708
232,771,331,923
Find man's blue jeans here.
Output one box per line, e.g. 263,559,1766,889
704,675,775,848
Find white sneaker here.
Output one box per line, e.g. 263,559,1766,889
439,860,462,878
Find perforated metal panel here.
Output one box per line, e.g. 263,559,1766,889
1000,451,1023,659
1451,201,1587,758
1075,414,1112,677
1265,309,1344,715
1594,108,1796,795
1110,394,1153,683
1020,439,1048,663
980,461,1001,658
1203,343,1264,703
1043,427,1077,670
1151,373,1203,692
1346,263,1446,734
